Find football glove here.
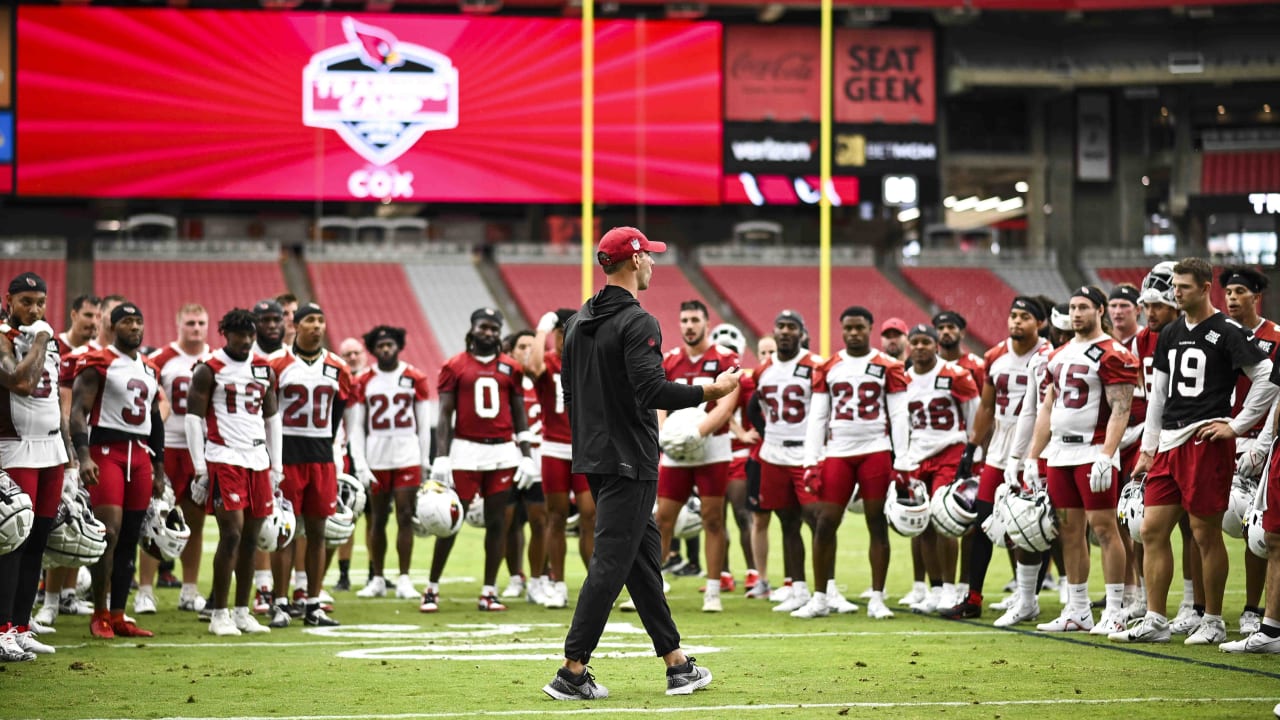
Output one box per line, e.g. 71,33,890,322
1237,444,1270,480
1022,458,1043,492
430,457,454,489
514,456,541,491
19,320,55,340
1088,453,1114,494
269,469,284,493
957,442,978,479
190,472,210,505
802,464,823,495
1003,456,1021,489
355,466,377,492
537,311,560,333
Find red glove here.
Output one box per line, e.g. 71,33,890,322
803,463,824,495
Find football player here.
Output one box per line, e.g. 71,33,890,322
656,300,740,613
248,299,286,612
713,324,758,595
267,302,352,628
526,309,588,609
425,308,538,613
185,309,279,636
1114,258,1277,645
56,294,100,356
897,324,980,614
136,303,211,616
1110,283,1151,617
337,337,369,376
1023,287,1137,635
502,329,549,604
348,326,431,604
70,302,165,639
934,311,986,389
276,293,299,348
940,297,1051,622
799,306,908,619
0,272,66,659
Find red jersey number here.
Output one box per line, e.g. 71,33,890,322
760,384,807,423
908,398,956,431
121,378,150,426
170,376,190,416
282,385,334,428
993,373,1028,415
1051,363,1091,410
830,381,882,421
370,393,415,430
225,382,265,416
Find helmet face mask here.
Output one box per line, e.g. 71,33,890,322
258,494,297,552
44,489,108,567
141,499,192,561
324,496,357,547
0,472,35,555
674,496,702,539
885,479,931,537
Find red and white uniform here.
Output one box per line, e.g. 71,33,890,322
951,351,987,391
76,346,160,512
1042,336,1139,468
438,351,525,471
660,344,739,468
1235,318,1280,453
0,325,67,518
59,340,101,390
903,361,979,468
983,339,1052,471
351,361,431,470
202,349,272,471
534,352,570,459
810,349,908,458
269,347,352,517
521,376,542,448
150,342,208,499
756,351,823,468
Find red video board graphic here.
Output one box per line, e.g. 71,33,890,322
17,8,721,204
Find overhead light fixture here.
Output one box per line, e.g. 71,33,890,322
996,197,1024,213
897,207,921,223
943,195,957,208
974,196,1003,212
951,195,979,212
1014,181,1029,193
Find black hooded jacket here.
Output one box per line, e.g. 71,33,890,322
563,285,704,480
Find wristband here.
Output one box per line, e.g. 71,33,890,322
72,432,89,452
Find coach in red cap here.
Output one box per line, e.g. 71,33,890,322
542,227,739,701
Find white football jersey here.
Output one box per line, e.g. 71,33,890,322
202,349,272,471
903,361,980,466
813,349,908,457
76,346,159,438
149,342,208,449
984,338,1051,469
1044,335,1138,467
352,361,431,470
0,324,67,468
269,348,352,440
754,350,822,466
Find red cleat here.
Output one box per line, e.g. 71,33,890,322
720,572,736,593
110,613,154,638
90,611,114,639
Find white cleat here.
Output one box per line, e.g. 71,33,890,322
910,587,942,615
1220,631,1280,654
1122,596,1147,621
1108,614,1171,643
33,604,58,628
619,597,636,612
1090,609,1127,636
394,575,418,600
316,590,336,604
208,609,242,637
773,586,811,613
178,593,207,613
133,590,158,615
702,595,723,613
1184,617,1227,646
233,607,271,634
1239,610,1261,636
356,576,387,598
899,583,928,607
542,582,569,609
501,575,526,599
1170,603,1201,635
867,596,895,620
1036,606,1094,633
989,594,1017,611
526,577,551,606
789,593,829,619
993,599,1040,628
0,630,35,662
28,618,54,636
769,584,793,604
14,629,55,654
826,585,859,615
858,587,875,599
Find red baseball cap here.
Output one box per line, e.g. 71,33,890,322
879,317,908,336
596,226,667,266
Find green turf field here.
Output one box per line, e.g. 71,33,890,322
10,516,1279,720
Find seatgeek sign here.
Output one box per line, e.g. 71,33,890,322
17,8,721,204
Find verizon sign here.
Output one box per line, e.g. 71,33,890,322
730,138,814,164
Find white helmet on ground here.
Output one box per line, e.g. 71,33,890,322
337,473,367,517
885,479,931,537
1222,475,1256,540
1118,480,1145,545
464,492,485,529
930,476,980,537
0,471,34,555
674,496,703,540
660,408,708,464
257,492,297,552
141,498,192,561
981,483,1012,546
324,495,356,547
710,323,746,355
43,488,108,567
413,481,465,538
999,490,1058,552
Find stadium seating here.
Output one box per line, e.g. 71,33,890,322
993,266,1072,304
0,258,66,332
702,266,929,352
309,263,446,378
403,259,503,359
95,260,283,347
898,267,1018,348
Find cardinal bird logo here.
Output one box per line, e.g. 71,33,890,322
303,17,459,166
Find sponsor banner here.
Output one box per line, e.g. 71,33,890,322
725,122,937,175
722,173,859,206
17,8,721,204
1076,93,1111,182
835,28,934,125
724,26,820,123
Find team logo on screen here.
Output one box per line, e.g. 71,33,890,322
304,18,459,167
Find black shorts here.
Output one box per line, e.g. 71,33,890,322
507,481,546,507
745,457,762,512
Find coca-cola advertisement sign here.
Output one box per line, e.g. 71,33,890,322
724,27,819,122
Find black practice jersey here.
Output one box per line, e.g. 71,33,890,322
1154,311,1268,429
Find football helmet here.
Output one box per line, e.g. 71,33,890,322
999,489,1058,552
885,479,931,537
412,481,464,538
1118,479,1145,544
1245,504,1268,560
0,471,34,555
44,488,108,567
336,473,367,517
981,483,1013,546
674,496,702,540
1139,261,1178,308
257,493,297,552
141,498,192,561
710,323,746,355
660,408,708,464
1222,475,1256,540
464,492,485,529
929,476,979,538
324,495,356,547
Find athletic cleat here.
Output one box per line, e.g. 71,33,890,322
743,570,760,591
769,581,793,604
333,576,351,592
867,596,895,619
910,587,942,615
701,595,723,613
1090,609,1127,636
253,587,273,615
827,586,859,614
1239,610,1262,636
395,575,418,600
619,597,637,612
543,666,609,700
133,590,158,615
317,590,336,605
208,609,242,637
90,612,115,639
501,575,525,598
940,593,983,620
744,580,772,600
1036,607,1093,633
993,599,1040,628
1123,596,1147,621
157,570,182,589
13,628,55,654
719,573,736,593
660,555,685,575
304,607,339,627
859,587,875,599
526,577,550,605
60,594,94,616
111,616,154,637
1220,631,1280,654
28,618,54,636
0,629,36,662
665,656,713,695
1184,617,1227,646
1170,603,1200,635
790,593,829,619
989,594,1016,611
773,586,811,613
477,593,507,612
543,581,569,609
233,607,270,634
419,590,440,614
1108,614,1171,643
178,593,207,613
673,562,702,578
357,576,388,598
268,602,292,629
899,583,928,607
33,604,57,628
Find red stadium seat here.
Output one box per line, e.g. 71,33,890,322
309,263,446,379
0,259,66,332
898,267,1019,349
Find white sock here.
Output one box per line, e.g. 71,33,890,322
912,580,927,593
1182,579,1195,606
428,581,439,593
1068,582,1089,611
942,582,956,599
234,606,250,616
1016,563,1039,605
294,571,308,589
705,584,720,600
810,591,827,606
1203,613,1223,625
482,584,497,596
1105,583,1124,614
956,582,969,598
138,584,153,595
1147,610,1168,624
792,581,809,595
825,579,841,597
181,583,198,598
869,590,884,603
254,570,271,588
44,591,58,607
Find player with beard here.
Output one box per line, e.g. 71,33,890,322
56,295,100,357
424,308,538,613
656,300,740,613
940,298,1052,622
1220,266,1280,636
71,303,165,639
879,318,909,363
1113,258,1277,645
136,304,211,617
1023,287,1137,635
799,306,908,619
185,309,280,636
248,299,286,612
934,312,986,389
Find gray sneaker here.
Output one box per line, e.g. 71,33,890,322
543,667,609,700
267,602,292,629
665,656,713,696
